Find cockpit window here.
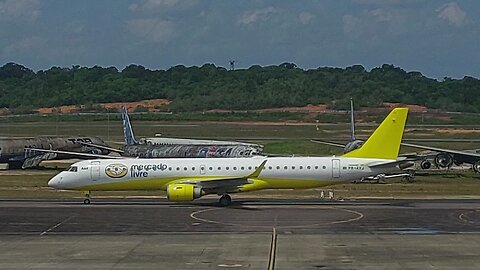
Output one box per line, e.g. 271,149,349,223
68,166,78,172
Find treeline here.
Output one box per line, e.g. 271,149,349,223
0,62,479,113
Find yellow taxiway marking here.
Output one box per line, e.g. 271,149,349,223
190,206,364,229
267,227,277,270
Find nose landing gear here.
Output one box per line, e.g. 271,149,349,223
83,191,91,204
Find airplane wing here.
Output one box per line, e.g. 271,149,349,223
78,141,124,153
178,160,267,191
22,152,58,169
366,157,417,169
401,143,480,158
310,139,346,148
25,148,124,159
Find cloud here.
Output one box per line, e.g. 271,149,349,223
2,36,47,56
353,0,425,7
436,2,466,27
368,8,394,22
343,15,359,34
299,12,314,25
0,0,41,22
125,18,175,43
238,7,279,25
128,0,196,12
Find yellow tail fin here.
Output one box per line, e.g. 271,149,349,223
342,108,408,160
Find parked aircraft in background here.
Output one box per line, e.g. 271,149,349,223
117,106,264,158
122,106,263,148
0,136,109,169
27,106,265,161
311,99,480,173
401,143,480,173
312,99,364,154
48,108,410,206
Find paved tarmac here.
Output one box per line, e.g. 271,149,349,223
1,198,479,269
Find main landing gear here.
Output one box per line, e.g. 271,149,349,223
83,191,91,204
219,194,232,207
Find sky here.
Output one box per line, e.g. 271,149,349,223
0,0,479,79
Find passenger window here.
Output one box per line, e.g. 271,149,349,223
299,166,303,170
241,167,245,170
268,166,272,170
292,166,295,170
184,167,187,171
233,167,237,170
315,166,318,169
276,166,280,170
176,167,180,171
191,167,195,171
248,166,252,170
307,166,311,169
284,166,287,170
169,167,172,171
209,167,213,170
226,167,229,170
323,166,327,169
218,167,221,170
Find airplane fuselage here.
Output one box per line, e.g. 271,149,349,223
48,156,397,192
144,137,262,148
122,144,261,158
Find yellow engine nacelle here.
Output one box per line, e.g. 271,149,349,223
166,184,203,201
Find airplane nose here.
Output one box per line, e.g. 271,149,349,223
48,175,62,189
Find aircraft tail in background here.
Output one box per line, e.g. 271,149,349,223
121,106,138,146
350,98,355,141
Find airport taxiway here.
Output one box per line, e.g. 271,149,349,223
1,198,479,269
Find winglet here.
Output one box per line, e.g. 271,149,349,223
342,108,408,160
247,160,267,178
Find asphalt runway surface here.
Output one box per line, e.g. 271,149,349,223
1,198,480,269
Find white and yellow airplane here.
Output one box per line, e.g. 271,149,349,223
48,108,408,206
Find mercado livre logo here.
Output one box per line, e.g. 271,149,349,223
105,163,129,178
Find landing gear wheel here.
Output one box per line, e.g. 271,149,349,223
219,194,232,207
405,170,415,183
420,160,431,170
83,191,91,205
434,153,453,169
473,161,480,173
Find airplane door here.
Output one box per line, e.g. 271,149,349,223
332,159,340,178
200,165,206,175
90,161,101,180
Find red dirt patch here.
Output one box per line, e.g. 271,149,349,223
37,99,170,114
255,104,329,113
0,108,10,115
383,103,427,112
103,99,170,112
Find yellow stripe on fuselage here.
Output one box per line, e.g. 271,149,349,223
240,178,338,192
73,177,337,193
